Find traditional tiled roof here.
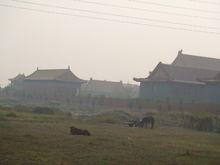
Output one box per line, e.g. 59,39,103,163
80,79,127,98
25,68,85,83
9,74,25,82
172,50,220,71
200,73,220,84
134,62,219,84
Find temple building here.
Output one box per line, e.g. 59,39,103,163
9,67,85,100
134,50,220,103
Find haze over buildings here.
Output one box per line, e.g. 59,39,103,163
1,0,220,87
135,51,220,103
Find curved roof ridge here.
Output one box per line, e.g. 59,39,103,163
172,50,220,71
25,68,84,83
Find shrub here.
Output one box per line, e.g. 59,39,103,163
213,117,220,133
156,111,220,133
32,107,58,115
6,112,17,118
181,113,215,132
14,105,32,112
91,111,134,124
64,112,72,119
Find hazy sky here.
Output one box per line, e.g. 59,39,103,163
1,0,220,87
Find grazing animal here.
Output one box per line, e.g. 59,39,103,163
70,126,91,136
128,120,139,127
128,122,134,127
128,116,154,129
139,116,154,129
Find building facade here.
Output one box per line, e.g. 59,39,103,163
134,50,220,103
9,68,85,100
80,79,128,98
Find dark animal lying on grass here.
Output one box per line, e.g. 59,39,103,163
128,116,154,129
70,126,91,136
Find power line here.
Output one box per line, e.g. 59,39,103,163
1,3,220,35
128,0,220,14
11,0,220,30
71,0,220,22
189,0,220,6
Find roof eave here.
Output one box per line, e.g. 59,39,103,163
133,77,148,82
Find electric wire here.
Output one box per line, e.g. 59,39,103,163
128,0,220,14
189,0,220,6
1,3,220,35
11,0,220,30
70,0,220,21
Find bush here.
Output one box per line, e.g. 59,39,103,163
64,112,72,119
14,105,32,112
91,111,134,124
180,113,217,132
213,117,220,133
6,112,17,118
32,107,58,115
155,111,220,133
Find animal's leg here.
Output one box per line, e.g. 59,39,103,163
151,120,154,129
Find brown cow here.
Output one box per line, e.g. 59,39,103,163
70,126,91,136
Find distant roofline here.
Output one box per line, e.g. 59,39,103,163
88,79,123,84
173,50,220,64
161,62,220,72
25,68,70,79
181,53,220,60
24,79,86,83
134,50,220,83
147,62,220,76
9,74,25,81
134,62,220,83
134,78,205,85
35,68,70,71
25,67,85,83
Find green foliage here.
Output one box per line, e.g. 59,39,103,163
14,105,32,112
0,113,220,165
181,114,213,132
155,111,220,133
64,112,72,119
89,111,134,124
178,113,220,133
32,107,59,115
6,112,17,118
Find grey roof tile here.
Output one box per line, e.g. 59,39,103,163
135,62,219,84
172,51,220,71
25,69,84,83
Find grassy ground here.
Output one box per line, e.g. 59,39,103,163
0,108,220,165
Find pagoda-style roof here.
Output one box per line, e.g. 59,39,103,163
172,50,220,71
9,74,25,82
134,62,219,85
81,79,125,93
80,79,127,98
25,68,85,83
134,50,220,85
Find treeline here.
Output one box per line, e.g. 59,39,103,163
1,104,220,133
155,111,220,133
0,105,72,120
1,88,220,115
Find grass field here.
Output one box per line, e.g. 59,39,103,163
0,107,220,165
